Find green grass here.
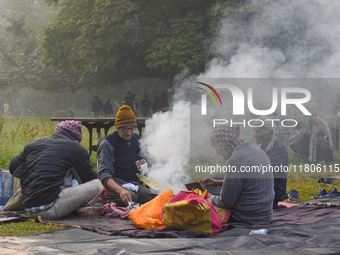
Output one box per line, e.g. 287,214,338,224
287,177,340,202
0,115,339,236
285,149,340,202
0,220,68,236
0,115,95,236
0,115,101,170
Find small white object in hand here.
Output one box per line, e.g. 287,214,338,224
128,202,140,209
122,183,139,192
139,162,148,173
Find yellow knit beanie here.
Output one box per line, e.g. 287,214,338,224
115,105,137,128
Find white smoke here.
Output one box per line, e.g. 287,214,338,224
139,0,340,188
140,100,190,190
204,0,340,78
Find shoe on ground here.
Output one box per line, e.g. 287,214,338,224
329,187,339,194
321,188,340,198
324,178,335,185
312,189,328,199
316,178,325,184
288,189,299,202
315,177,335,185
76,206,102,217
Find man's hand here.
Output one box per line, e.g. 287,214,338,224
135,159,146,169
119,188,132,205
199,178,223,187
106,178,133,205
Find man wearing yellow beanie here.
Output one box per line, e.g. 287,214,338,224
97,105,155,206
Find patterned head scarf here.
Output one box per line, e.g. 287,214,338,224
213,124,244,160
55,120,82,143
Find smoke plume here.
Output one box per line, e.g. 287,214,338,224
140,0,340,188
140,100,190,190
204,0,340,78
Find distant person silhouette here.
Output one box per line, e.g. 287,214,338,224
152,96,159,114
140,95,152,117
156,93,168,112
122,92,136,113
295,102,333,163
3,102,9,115
91,96,103,117
103,99,114,116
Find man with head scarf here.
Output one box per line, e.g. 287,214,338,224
295,102,333,163
253,118,289,209
97,105,155,206
200,124,274,225
9,120,103,219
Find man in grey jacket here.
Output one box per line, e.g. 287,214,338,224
200,124,274,225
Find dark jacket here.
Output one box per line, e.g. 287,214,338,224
264,137,289,202
9,131,98,208
97,131,143,184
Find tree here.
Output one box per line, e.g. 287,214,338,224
0,0,79,93
41,0,242,88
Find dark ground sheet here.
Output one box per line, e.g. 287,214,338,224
1,198,340,254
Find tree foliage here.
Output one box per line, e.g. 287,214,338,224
0,0,243,93
41,0,242,87
0,0,79,93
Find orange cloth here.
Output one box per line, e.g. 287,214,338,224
129,189,173,229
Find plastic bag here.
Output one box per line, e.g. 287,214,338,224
160,189,222,234
129,189,173,229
